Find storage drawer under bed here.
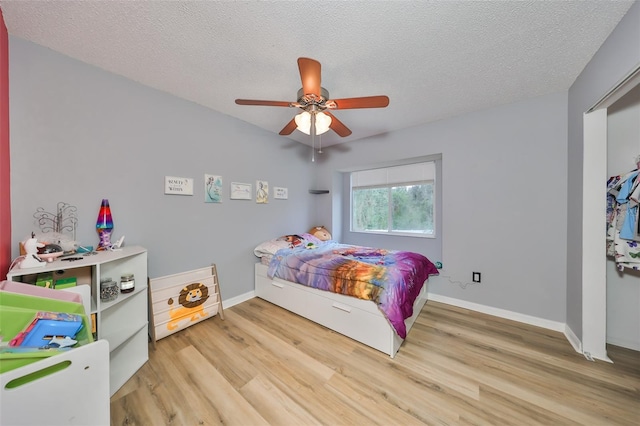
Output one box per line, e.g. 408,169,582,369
255,263,396,354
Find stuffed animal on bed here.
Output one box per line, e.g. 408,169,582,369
309,226,332,241
280,234,304,248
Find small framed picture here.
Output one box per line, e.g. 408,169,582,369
274,187,288,199
205,174,222,203
230,182,252,200
164,176,194,196
256,180,269,204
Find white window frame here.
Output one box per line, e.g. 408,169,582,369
350,161,437,238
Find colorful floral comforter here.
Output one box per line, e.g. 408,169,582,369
267,240,439,338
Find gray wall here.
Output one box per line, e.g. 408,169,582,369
9,37,316,299
567,2,640,340
315,92,569,322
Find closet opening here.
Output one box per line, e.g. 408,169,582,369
582,64,640,362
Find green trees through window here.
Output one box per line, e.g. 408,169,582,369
392,184,434,233
352,182,434,235
353,187,388,231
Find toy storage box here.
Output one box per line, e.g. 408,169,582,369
1,340,110,426
0,282,93,374
0,281,109,425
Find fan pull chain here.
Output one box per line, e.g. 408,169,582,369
311,112,316,162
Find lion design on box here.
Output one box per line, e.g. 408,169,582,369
166,282,210,330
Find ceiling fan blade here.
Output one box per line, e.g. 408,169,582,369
279,118,298,135
235,99,292,107
324,111,352,137
298,57,321,97
326,95,389,110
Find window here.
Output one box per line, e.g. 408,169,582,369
350,161,436,237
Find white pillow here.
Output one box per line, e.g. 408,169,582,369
254,233,325,258
253,239,290,258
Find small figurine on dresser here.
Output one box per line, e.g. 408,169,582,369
20,232,46,269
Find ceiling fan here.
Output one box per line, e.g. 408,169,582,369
235,57,389,142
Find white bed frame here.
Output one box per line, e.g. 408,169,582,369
254,263,428,358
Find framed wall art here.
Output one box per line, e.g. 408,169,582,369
230,182,252,200
205,174,223,203
274,187,288,199
256,180,269,204
164,176,194,196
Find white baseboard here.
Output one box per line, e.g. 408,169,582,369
427,293,566,333
222,290,255,309
564,323,582,354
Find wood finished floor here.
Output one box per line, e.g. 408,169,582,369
111,299,640,425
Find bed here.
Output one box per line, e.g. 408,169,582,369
254,233,439,357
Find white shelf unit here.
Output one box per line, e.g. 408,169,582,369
7,245,149,396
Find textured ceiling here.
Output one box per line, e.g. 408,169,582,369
0,0,635,147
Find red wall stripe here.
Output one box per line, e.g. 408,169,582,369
0,7,11,280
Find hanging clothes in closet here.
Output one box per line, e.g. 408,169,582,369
607,163,640,271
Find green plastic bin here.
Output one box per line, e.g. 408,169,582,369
0,291,93,374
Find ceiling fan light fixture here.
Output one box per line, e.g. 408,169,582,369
294,111,332,135
235,58,386,139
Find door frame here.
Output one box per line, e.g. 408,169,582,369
582,63,640,362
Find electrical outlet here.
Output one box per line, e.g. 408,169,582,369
472,272,481,283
